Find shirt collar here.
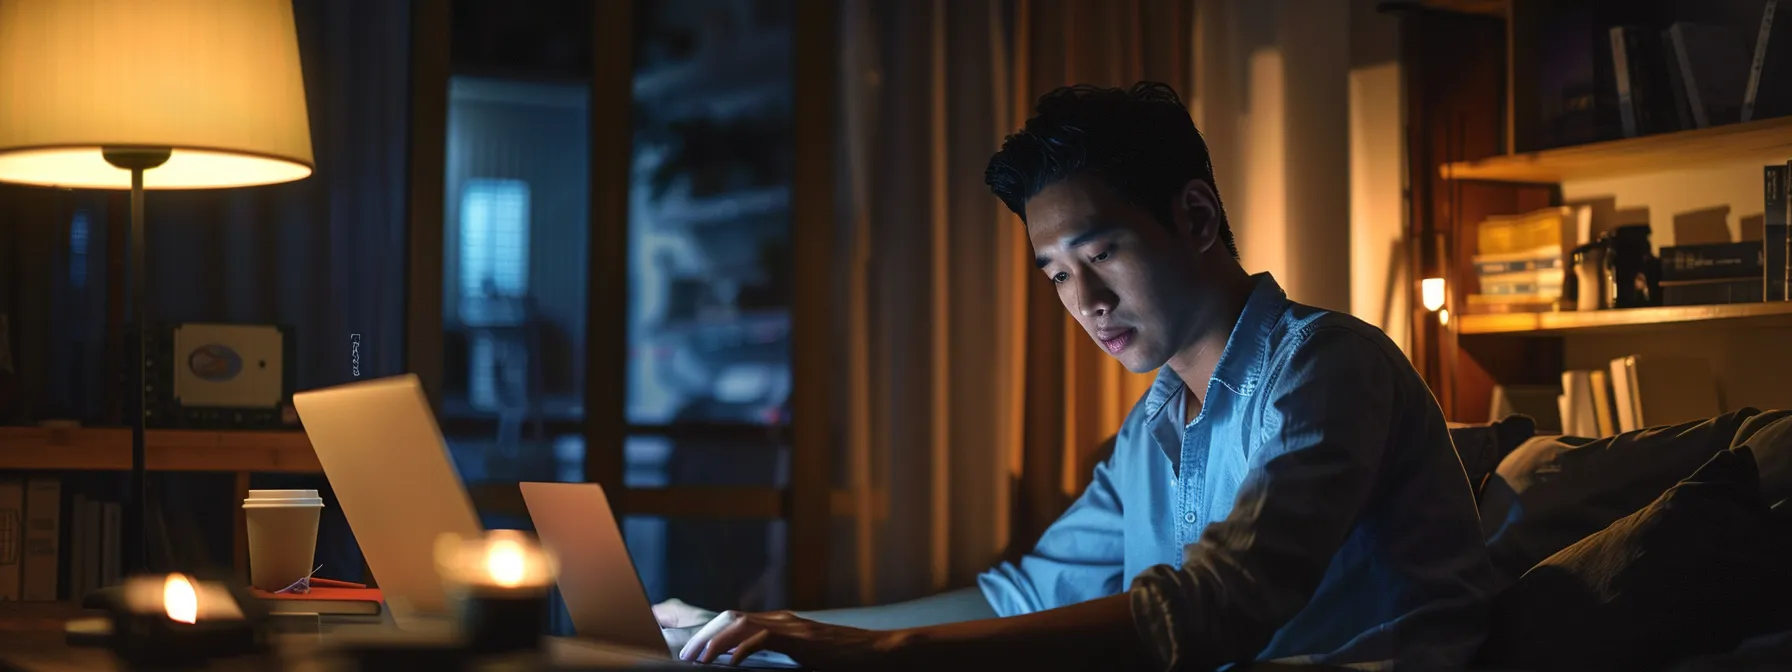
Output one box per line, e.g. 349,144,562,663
1141,273,1290,422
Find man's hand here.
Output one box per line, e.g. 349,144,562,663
679,609,909,669
654,598,719,652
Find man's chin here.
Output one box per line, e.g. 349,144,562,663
1113,351,1165,375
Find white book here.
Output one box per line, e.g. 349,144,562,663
1610,357,1639,434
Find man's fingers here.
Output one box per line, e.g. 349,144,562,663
698,619,756,665
679,611,739,661
726,629,774,667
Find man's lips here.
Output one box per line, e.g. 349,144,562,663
1096,328,1135,354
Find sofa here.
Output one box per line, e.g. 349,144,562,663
1448,409,1792,671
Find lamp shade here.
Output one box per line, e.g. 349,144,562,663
0,0,313,190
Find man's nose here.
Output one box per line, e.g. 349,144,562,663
1075,275,1116,318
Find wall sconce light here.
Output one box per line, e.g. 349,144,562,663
1421,277,1446,312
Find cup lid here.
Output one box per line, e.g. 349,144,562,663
247,489,318,499
243,489,323,508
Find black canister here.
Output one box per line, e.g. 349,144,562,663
1604,224,1661,308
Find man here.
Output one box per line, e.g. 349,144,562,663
658,82,1493,671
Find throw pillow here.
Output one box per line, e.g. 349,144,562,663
1733,409,1792,506
1477,408,1759,588
1447,414,1536,502
1477,447,1792,671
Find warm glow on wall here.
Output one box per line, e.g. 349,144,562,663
1421,277,1446,312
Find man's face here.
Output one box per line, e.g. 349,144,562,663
1027,175,1203,374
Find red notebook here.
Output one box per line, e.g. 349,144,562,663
249,578,383,616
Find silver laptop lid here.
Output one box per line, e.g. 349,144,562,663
293,373,483,630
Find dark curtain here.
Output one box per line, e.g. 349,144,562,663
0,0,412,581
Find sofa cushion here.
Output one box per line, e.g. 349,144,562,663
1477,409,1759,588
1732,409,1792,508
1478,447,1792,671
1447,414,1536,502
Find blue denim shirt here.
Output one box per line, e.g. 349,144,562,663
978,274,1493,670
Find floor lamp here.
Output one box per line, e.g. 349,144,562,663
0,0,315,575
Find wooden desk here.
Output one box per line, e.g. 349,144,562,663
0,601,697,671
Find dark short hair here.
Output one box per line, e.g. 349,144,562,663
984,82,1237,259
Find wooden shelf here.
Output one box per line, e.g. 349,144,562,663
1379,0,1506,17
0,428,318,473
1441,115,1792,183
1457,301,1792,336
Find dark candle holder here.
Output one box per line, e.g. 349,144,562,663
105,574,267,666
454,585,549,654
434,529,558,656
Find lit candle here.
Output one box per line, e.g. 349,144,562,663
109,573,264,665
435,530,557,654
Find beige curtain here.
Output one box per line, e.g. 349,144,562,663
831,0,1197,608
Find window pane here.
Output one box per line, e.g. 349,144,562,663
624,434,788,488
441,0,592,485
624,516,787,611
628,0,794,430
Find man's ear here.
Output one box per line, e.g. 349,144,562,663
1170,178,1222,254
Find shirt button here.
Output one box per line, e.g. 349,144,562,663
1183,512,1197,524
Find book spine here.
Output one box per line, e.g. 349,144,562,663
1769,164,1789,301
1784,160,1792,301
1745,0,1779,121
21,479,59,601
1662,278,1766,306
1612,27,1639,137
0,479,22,601
1666,27,1699,128
1660,242,1765,282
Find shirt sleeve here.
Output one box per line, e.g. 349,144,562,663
978,441,1127,616
1128,326,1396,671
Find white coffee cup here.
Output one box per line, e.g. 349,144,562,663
242,489,324,592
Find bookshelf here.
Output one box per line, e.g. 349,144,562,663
1396,3,1792,424
0,428,318,473
1456,302,1792,336
1442,115,1792,183
0,428,318,587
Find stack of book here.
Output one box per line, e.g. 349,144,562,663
1659,241,1765,305
1468,206,1587,314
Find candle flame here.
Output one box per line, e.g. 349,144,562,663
163,574,198,624
484,538,527,588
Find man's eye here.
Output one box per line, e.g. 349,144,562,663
1091,250,1111,262
1052,271,1069,284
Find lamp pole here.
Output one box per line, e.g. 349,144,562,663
102,146,170,575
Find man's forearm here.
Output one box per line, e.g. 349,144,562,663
794,586,999,630
892,593,1146,672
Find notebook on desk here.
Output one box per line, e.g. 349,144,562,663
251,585,382,616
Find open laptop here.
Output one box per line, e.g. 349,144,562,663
291,373,483,632
521,481,803,669
294,374,801,667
